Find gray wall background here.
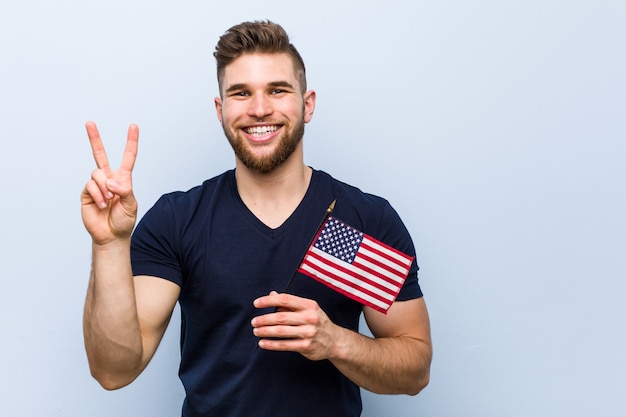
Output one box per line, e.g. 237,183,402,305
1,1,624,416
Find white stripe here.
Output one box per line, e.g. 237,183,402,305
308,248,401,296
362,237,413,267
357,247,409,282
359,245,411,276
299,263,390,311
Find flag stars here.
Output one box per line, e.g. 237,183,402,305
313,217,363,263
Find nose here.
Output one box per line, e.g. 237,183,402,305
247,93,273,119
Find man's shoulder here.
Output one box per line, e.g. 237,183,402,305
314,169,390,209
142,170,234,225
158,170,234,204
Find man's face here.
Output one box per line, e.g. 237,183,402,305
215,53,316,173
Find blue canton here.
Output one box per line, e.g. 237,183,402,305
314,218,364,264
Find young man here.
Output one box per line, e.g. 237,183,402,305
81,20,431,417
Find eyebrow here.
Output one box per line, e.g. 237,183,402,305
224,81,296,94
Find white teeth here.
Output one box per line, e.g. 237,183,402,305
246,125,279,136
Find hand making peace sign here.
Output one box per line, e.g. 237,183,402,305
81,121,139,246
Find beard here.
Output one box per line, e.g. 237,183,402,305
222,115,306,173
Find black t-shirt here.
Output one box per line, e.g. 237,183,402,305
131,169,422,417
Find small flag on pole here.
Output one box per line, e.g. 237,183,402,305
297,216,414,313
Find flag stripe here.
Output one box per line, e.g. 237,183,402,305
302,247,400,297
361,237,414,270
299,258,392,305
355,248,409,285
299,264,390,313
299,260,392,313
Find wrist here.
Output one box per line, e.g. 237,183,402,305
328,326,357,362
92,236,131,254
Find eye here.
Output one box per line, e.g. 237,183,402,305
270,89,286,95
229,91,249,97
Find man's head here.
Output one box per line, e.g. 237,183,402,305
213,21,315,174
214,20,307,97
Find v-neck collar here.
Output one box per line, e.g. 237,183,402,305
228,169,320,238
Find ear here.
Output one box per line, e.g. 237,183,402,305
303,89,316,123
214,97,223,123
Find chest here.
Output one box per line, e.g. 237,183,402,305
177,217,362,330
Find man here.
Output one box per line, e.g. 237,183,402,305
81,20,431,417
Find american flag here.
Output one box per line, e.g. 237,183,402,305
297,216,414,313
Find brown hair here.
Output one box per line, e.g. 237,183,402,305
214,20,307,95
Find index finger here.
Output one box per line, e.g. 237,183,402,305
85,121,110,172
253,292,306,310
120,124,139,172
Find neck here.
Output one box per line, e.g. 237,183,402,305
234,148,312,229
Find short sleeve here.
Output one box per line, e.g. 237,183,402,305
377,201,423,301
131,194,184,286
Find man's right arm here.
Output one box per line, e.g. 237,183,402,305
83,241,179,390
80,121,179,389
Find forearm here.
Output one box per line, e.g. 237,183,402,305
83,238,143,389
252,294,432,394
329,327,431,395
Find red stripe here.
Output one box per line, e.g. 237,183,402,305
360,238,413,272
321,281,390,314
298,262,393,313
354,252,406,283
301,250,398,298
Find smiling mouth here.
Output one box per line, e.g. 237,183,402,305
244,125,281,138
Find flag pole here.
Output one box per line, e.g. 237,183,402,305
256,199,337,350
282,199,336,293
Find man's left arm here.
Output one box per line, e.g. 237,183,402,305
332,297,431,395
251,293,432,395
